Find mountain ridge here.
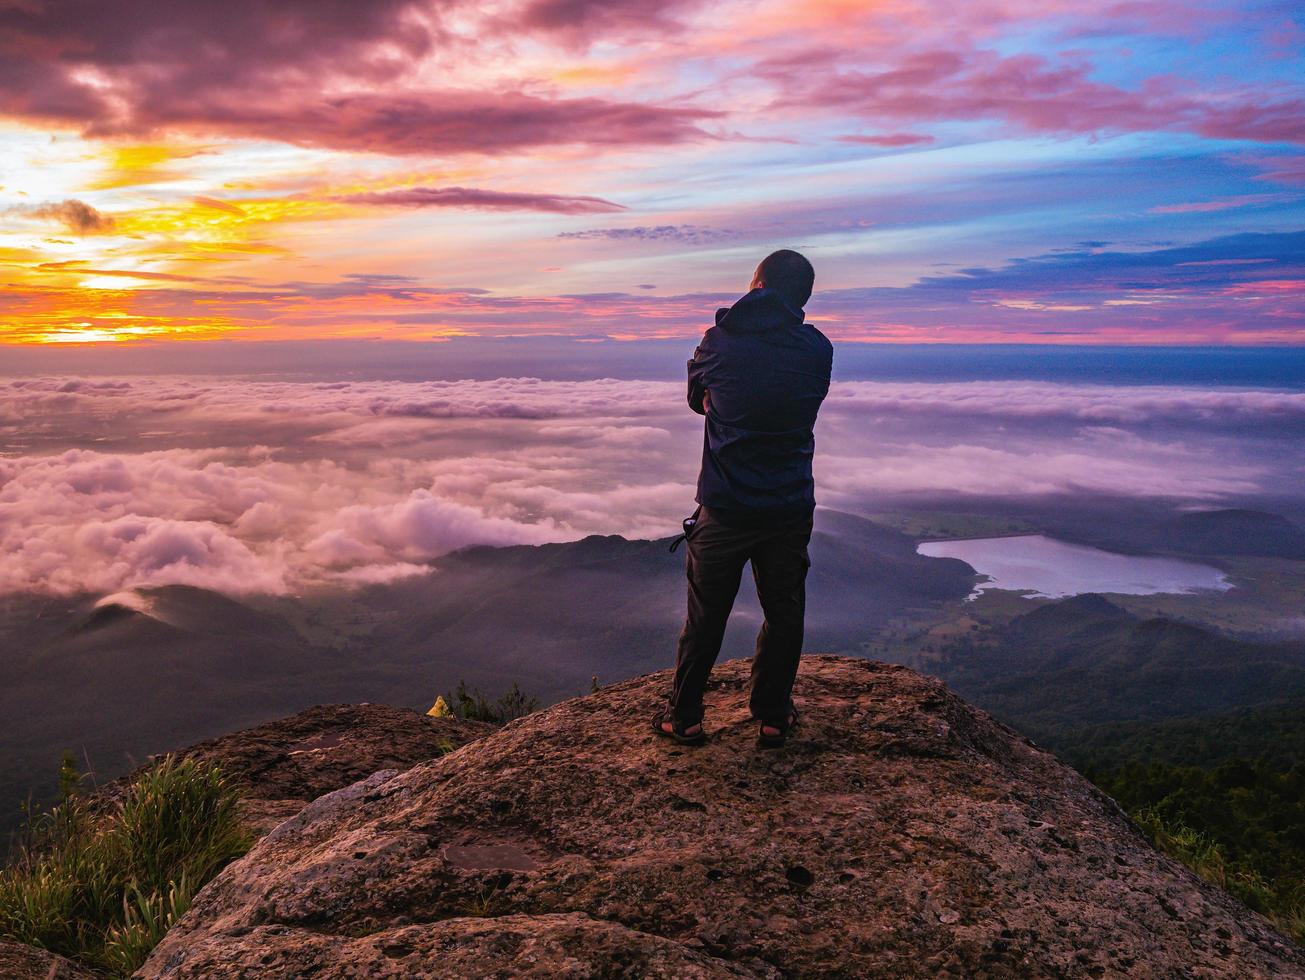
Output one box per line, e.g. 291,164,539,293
0,509,979,836
934,592,1305,744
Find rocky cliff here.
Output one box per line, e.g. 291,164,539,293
138,656,1303,978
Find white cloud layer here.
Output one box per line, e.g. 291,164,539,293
0,376,1299,596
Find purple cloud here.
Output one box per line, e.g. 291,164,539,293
766,47,1305,146
0,2,718,154
2,374,1300,598
908,231,1305,293
557,224,733,243
514,0,695,36
151,90,718,155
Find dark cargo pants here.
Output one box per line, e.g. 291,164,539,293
668,506,813,727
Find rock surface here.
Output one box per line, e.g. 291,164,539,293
103,703,493,836
0,938,98,979
139,657,1305,978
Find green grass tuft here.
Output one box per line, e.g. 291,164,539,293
0,755,252,977
1132,806,1305,944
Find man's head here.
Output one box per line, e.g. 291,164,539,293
750,249,814,309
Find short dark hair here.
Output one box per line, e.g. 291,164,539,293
752,249,814,308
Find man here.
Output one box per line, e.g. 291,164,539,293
655,249,833,748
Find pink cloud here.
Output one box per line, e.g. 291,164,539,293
837,132,936,147
0,0,431,120
1149,193,1290,213
1220,278,1305,296
126,90,718,156
306,488,564,567
513,0,695,38
1193,98,1305,145
1248,154,1305,185
70,515,288,594
819,439,1261,501
337,186,626,214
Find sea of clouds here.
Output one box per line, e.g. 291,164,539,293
3,375,1302,597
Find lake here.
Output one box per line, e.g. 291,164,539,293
916,534,1232,599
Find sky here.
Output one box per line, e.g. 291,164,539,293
1,0,1303,348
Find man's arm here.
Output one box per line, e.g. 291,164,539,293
687,336,710,415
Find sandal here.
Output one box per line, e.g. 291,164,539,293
757,705,799,749
652,711,706,746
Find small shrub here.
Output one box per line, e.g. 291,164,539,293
455,878,509,918
116,756,250,892
0,755,252,977
444,680,539,724
491,682,540,724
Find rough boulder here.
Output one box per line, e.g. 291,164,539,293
139,657,1304,978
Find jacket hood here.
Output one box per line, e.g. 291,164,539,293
714,287,804,333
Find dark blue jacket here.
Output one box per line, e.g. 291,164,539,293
688,287,833,526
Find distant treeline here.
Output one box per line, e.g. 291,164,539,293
1063,703,1305,773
